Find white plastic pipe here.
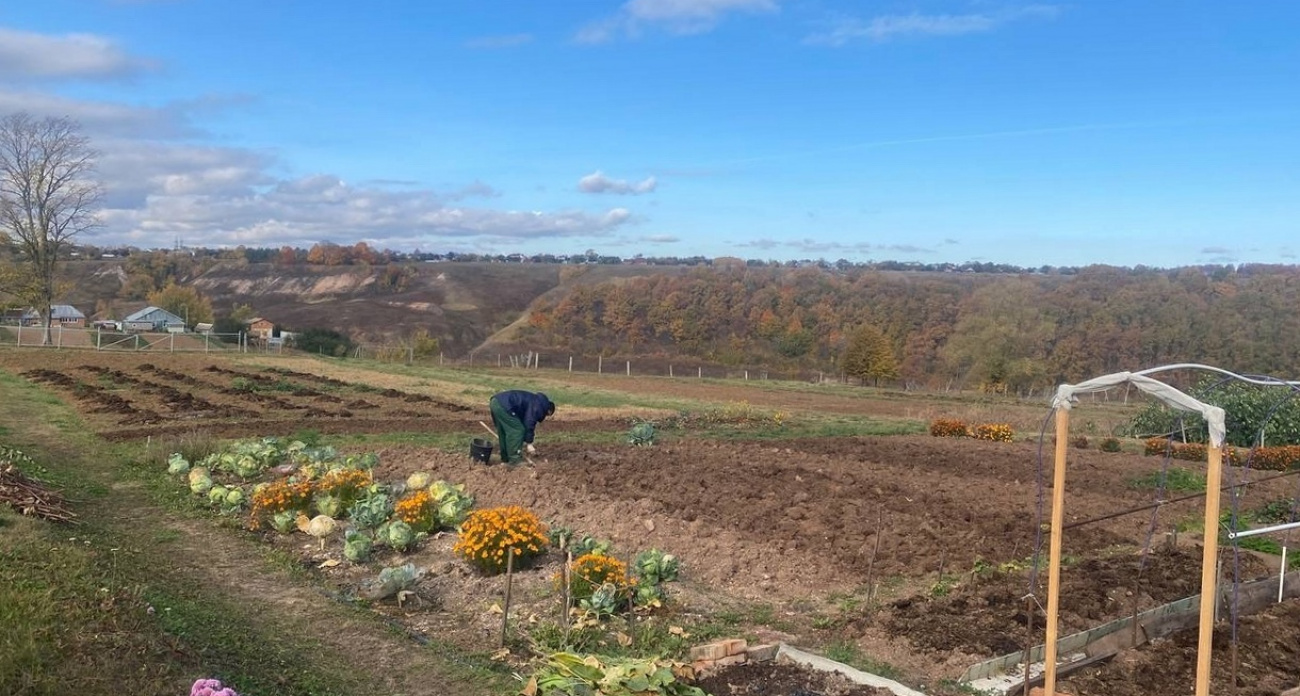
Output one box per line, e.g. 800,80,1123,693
1227,520,1300,540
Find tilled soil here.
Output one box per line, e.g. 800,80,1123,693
1066,599,1300,696
695,662,891,696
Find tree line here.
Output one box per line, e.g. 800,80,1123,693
520,265,1300,393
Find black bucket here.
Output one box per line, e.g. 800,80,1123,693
470,438,494,464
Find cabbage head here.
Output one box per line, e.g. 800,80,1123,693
343,530,372,563
225,488,245,508
315,494,343,518
406,471,432,490
381,520,416,552
190,475,214,495
207,485,229,505
167,453,190,475
270,510,298,534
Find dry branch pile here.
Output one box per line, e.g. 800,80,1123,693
0,446,75,523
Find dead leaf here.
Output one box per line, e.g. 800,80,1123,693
668,625,687,636
490,647,511,661
616,631,632,646
488,602,503,615
317,559,341,569
521,676,538,696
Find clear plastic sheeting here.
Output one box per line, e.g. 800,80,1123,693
1051,371,1226,448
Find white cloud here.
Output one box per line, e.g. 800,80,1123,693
806,5,1061,47
93,147,634,249
0,27,154,80
643,234,680,243
577,0,777,43
0,89,200,139
578,170,657,195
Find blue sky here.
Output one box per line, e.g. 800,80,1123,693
2,1,1297,267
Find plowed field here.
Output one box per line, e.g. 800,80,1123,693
3,348,1298,695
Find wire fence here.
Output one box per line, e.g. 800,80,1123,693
348,344,836,383
0,324,248,353
0,326,839,383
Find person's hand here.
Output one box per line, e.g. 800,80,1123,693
525,444,537,455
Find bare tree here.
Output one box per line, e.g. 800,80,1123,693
0,113,101,344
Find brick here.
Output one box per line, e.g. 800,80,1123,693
724,638,749,656
689,643,728,662
745,644,779,662
714,654,747,668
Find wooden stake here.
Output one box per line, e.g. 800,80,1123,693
500,547,515,649
1043,407,1070,696
1023,594,1035,696
1195,442,1225,696
864,507,883,603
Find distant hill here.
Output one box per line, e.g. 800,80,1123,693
54,260,684,355
51,259,1300,393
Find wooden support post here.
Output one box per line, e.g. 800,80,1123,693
698,366,702,378
669,364,673,377
569,356,573,372
626,360,630,376
1043,407,1070,695
598,355,602,373
1195,443,1225,696
501,548,515,648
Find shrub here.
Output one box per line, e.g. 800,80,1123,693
454,505,548,574
1099,437,1122,453
1071,436,1090,450
248,480,314,530
972,423,1014,442
929,419,969,438
394,490,436,533
1242,445,1300,471
567,553,635,603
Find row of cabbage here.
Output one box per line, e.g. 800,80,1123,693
167,438,471,561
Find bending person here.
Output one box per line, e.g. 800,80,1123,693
488,390,555,464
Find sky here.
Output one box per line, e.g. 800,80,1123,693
1,1,1298,267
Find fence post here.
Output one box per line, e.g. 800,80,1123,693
598,355,602,374
97,327,102,350
569,356,573,372
698,366,702,379
498,354,501,367
135,334,141,350
626,360,630,376
169,332,174,351
670,365,673,378
57,325,62,349
15,324,20,347
439,352,443,365
745,370,748,380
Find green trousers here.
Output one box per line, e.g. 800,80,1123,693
489,396,525,464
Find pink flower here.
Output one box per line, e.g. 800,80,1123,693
190,678,239,696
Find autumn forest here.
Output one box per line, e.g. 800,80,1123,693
520,264,1300,394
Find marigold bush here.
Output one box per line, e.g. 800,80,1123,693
394,489,436,533
972,423,1014,442
1142,439,1246,466
248,480,314,529
929,418,970,438
566,553,635,602
316,467,370,501
453,505,548,574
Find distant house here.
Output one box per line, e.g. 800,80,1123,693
123,306,186,333
22,305,87,328
246,317,276,340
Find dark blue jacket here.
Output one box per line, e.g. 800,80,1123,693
493,390,554,443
